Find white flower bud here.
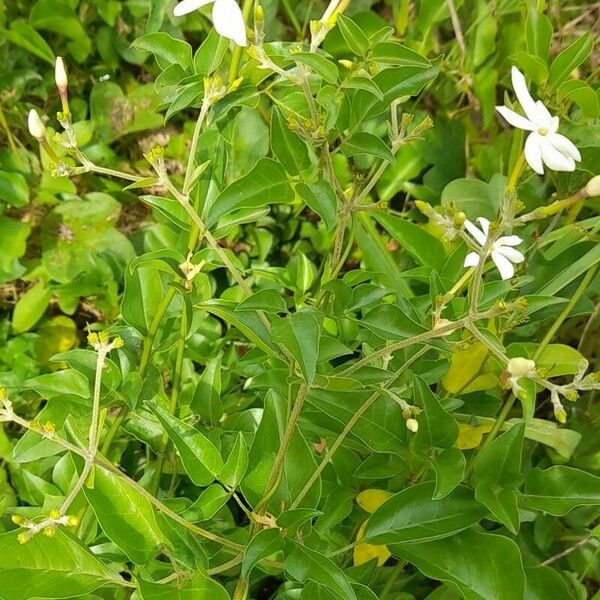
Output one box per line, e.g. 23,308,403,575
585,175,600,198
55,57,68,91
27,109,46,140
506,357,536,379
406,418,419,433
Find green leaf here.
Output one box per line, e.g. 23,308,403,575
337,15,370,56
431,447,465,500
271,108,313,176
84,468,163,564
3,20,55,64
293,52,339,84
392,530,525,600
0,530,115,600
205,158,294,228
122,266,164,337
372,41,432,68
526,8,552,62
520,466,600,516
141,195,190,230
194,29,229,75
361,304,426,340
12,281,52,333
131,32,193,71
198,299,278,358
341,76,383,101
441,176,504,220
473,423,524,533
377,213,446,270
242,528,284,578
364,482,487,544
549,33,593,88
413,377,459,450
0,171,29,207
342,132,395,163
284,539,357,600
297,180,339,231
180,484,230,522
191,354,224,423
138,572,229,599
237,289,288,314
272,310,321,384
219,432,249,488
524,566,573,600
149,402,223,486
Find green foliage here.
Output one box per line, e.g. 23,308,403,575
0,1,599,599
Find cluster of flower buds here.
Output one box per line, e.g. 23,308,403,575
29,419,56,438
12,509,79,544
88,331,124,353
179,253,206,290
387,390,421,433
415,201,466,242
286,112,327,142
203,73,243,107
0,388,13,423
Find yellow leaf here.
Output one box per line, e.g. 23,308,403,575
356,489,392,513
35,316,78,369
353,522,390,567
455,422,494,450
462,372,498,394
442,340,490,393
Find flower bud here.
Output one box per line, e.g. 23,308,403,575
255,4,264,24
11,515,27,526
112,337,124,349
28,109,46,141
506,357,536,379
554,406,567,424
43,526,57,537
406,418,419,433
17,532,30,545
585,175,600,198
55,57,68,91
66,515,80,527
49,509,61,520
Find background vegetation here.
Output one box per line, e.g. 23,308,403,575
0,0,599,599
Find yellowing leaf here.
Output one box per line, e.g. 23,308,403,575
35,316,78,369
353,522,390,567
456,423,494,450
356,489,392,513
442,342,498,394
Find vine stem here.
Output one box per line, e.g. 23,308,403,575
290,347,429,509
227,0,254,84
534,263,600,361
150,307,188,496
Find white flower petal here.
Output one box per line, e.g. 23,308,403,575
213,0,247,46
534,100,553,127
496,235,523,247
549,116,559,134
524,132,544,175
495,105,536,131
174,0,213,17
540,139,576,172
491,250,515,280
495,245,525,264
476,217,490,237
464,220,487,246
511,67,540,124
548,133,581,162
464,252,481,268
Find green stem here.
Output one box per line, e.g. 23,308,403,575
534,264,600,361
150,307,188,496
227,0,254,84
100,288,177,456
281,0,302,35
464,391,516,480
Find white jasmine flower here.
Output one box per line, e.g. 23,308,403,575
173,0,247,47
496,67,581,175
463,217,524,281
405,418,419,433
